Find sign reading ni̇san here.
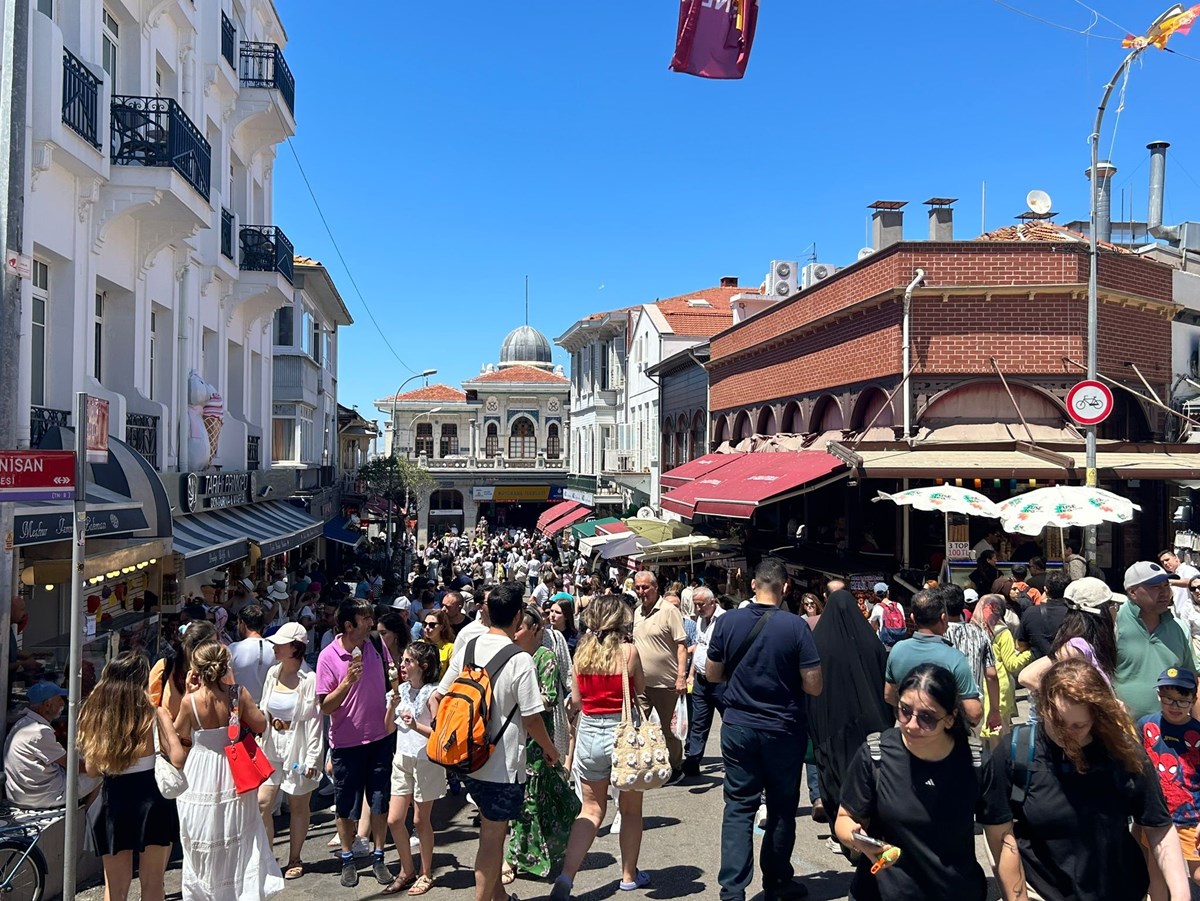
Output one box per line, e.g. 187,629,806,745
0,451,76,502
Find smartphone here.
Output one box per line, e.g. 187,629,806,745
852,831,887,850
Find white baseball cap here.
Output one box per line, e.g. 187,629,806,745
392,596,411,611
267,622,307,646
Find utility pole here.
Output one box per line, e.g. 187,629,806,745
0,0,32,748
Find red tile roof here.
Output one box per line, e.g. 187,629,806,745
976,222,1131,253
465,365,569,385
380,384,468,404
654,286,757,337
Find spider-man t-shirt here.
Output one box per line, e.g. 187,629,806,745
1139,712,1200,826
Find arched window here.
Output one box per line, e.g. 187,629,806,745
429,489,463,510
509,418,536,459
439,423,458,457
691,413,705,458
546,423,561,459
485,422,499,458
415,422,433,457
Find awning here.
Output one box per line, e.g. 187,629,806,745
537,501,583,534
596,520,632,536
323,517,363,548
571,517,623,539
172,500,322,575
580,531,638,555
540,503,591,536
660,451,846,520
14,484,148,546
660,453,743,490
857,448,1065,480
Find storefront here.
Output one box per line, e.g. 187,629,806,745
472,484,565,533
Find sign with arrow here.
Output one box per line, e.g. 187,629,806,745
0,450,76,501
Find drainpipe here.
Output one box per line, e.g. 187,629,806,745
177,264,190,473
902,268,925,441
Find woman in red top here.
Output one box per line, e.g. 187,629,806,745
550,595,647,900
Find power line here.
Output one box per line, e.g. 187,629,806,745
986,0,1122,40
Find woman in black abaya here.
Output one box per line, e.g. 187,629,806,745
806,589,894,820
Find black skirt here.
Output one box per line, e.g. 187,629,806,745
93,767,179,855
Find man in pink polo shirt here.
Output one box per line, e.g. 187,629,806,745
317,598,393,888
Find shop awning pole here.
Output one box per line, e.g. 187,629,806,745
62,392,88,901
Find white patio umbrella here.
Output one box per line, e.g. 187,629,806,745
873,486,1001,518
997,485,1140,536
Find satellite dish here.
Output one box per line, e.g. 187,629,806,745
857,247,875,260
1026,190,1052,215
636,506,657,520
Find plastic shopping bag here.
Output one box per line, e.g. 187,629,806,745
670,694,689,742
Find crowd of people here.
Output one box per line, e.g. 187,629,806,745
10,522,1200,901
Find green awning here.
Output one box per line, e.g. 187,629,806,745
571,517,622,538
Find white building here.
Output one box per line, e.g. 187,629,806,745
374,325,571,540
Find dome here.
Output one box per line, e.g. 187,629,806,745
499,325,553,369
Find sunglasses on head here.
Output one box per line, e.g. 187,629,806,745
896,701,948,732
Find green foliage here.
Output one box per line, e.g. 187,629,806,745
357,455,434,511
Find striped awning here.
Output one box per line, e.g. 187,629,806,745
172,500,322,575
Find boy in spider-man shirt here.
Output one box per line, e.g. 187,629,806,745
1139,667,1200,890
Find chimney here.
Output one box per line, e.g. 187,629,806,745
1148,140,1170,235
869,201,907,250
1086,161,1117,244
924,197,956,242
720,276,738,288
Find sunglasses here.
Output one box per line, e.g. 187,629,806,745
423,620,438,627
897,701,948,732
1190,586,1200,593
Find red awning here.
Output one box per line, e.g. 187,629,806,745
659,451,846,519
541,503,592,536
537,501,584,534
659,452,745,490
595,520,632,536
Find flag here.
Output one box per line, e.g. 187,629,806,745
670,0,760,80
1123,3,1200,49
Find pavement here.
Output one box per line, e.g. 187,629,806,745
72,726,1001,901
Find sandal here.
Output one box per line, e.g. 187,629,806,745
283,860,305,880
407,874,435,896
502,863,517,885
383,873,417,895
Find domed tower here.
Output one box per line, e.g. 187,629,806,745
499,324,554,370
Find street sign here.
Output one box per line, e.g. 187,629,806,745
4,252,30,279
1066,380,1114,426
86,396,109,463
0,450,76,501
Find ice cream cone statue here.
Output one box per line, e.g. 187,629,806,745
203,392,224,464
187,370,221,470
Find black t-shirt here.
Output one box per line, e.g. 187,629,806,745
840,728,1011,901
993,728,1170,901
1016,600,1069,660
1026,572,1048,592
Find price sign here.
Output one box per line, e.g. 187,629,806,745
1066,380,1114,426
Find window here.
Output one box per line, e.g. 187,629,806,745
272,403,296,462
324,331,333,370
485,423,498,458
599,341,610,390
439,423,458,457
415,423,433,457
509,419,536,459
30,260,48,406
310,320,322,364
273,307,293,346
92,293,103,381
546,423,560,459
298,405,313,462
155,67,163,97
148,311,157,400
101,9,118,90
36,0,52,18
301,310,314,356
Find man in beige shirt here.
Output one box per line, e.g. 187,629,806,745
633,570,688,781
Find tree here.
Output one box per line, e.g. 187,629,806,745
357,455,434,515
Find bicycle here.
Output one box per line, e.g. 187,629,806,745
0,804,64,900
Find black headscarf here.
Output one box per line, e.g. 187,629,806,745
806,589,894,814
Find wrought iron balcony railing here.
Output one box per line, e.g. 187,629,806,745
239,225,293,283
62,49,101,148
30,406,70,448
221,12,236,69
221,208,234,260
110,96,212,200
239,42,295,115
125,412,159,469
247,435,261,471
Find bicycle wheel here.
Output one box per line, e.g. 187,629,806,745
0,839,45,901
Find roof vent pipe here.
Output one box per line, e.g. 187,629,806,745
1148,140,1172,238
1086,161,1117,244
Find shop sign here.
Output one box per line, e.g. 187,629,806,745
0,450,75,502
254,522,323,561
472,486,495,501
14,506,147,545
564,488,594,506
492,485,550,503
183,471,252,512
947,540,973,561
183,540,250,576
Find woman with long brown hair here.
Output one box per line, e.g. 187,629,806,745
419,608,454,678
997,658,1189,901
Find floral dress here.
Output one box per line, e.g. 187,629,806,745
506,646,582,876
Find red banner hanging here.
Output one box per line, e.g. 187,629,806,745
669,0,760,80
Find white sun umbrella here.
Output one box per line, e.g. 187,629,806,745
873,486,1002,518
997,485,1140,536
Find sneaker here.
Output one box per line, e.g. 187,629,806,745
549,875,573,901
765,879,809,901
666,768,685,787
340,859,359,888
371,854,392,885
754,803,768,830
350,836,370,858
610,811,622,834
811,799,828,823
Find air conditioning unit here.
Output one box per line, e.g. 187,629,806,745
764,260,799,298
802,262,837,289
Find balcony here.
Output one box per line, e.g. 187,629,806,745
239,42,295,115
221,12,237,69
125,412,159,469
221,208,234,260
247,435,261,471
273,353,319,406
62,50,101,148
239,225,293,282
603,448,650,474
30,406,70,448
110,96,211,201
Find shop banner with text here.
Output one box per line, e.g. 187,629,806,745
669,0,759,80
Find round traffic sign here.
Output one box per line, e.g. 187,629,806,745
1066,380,1114,426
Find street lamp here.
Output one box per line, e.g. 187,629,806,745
385,368,435,565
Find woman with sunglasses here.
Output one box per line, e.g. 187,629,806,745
834,662,1024,901
421,609,454,678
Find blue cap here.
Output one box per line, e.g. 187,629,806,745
26,681,68,705
1158,667,1198,692
550,592,573,603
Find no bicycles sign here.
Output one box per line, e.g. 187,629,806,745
1066,380,1114,426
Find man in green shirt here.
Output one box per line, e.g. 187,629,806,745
1115,560,1197,721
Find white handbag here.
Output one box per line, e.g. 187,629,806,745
153,717,188,800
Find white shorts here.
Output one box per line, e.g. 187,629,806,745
390,752,447,803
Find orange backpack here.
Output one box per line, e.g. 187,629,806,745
426,638,522,775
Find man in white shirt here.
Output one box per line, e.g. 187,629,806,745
683,587,725,777
1160,549,1200,640
431,582,556,901
228,604,274,700
4,681,100,807
532,572,556,608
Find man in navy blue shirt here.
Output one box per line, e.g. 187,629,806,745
707,558,822,901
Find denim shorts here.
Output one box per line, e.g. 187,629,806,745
574,712,621,783
463,776,525,822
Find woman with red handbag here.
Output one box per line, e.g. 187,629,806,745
173,642,284,899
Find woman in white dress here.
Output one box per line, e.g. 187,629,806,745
257,623,322,879
173,641,284,900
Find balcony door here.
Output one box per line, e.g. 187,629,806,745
101,9,119,92
509,418,536,459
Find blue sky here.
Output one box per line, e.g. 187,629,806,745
273,1,1200,423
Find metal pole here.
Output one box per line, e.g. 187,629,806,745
1086,47,1140,557
0,0,32,746
62,392,89,901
